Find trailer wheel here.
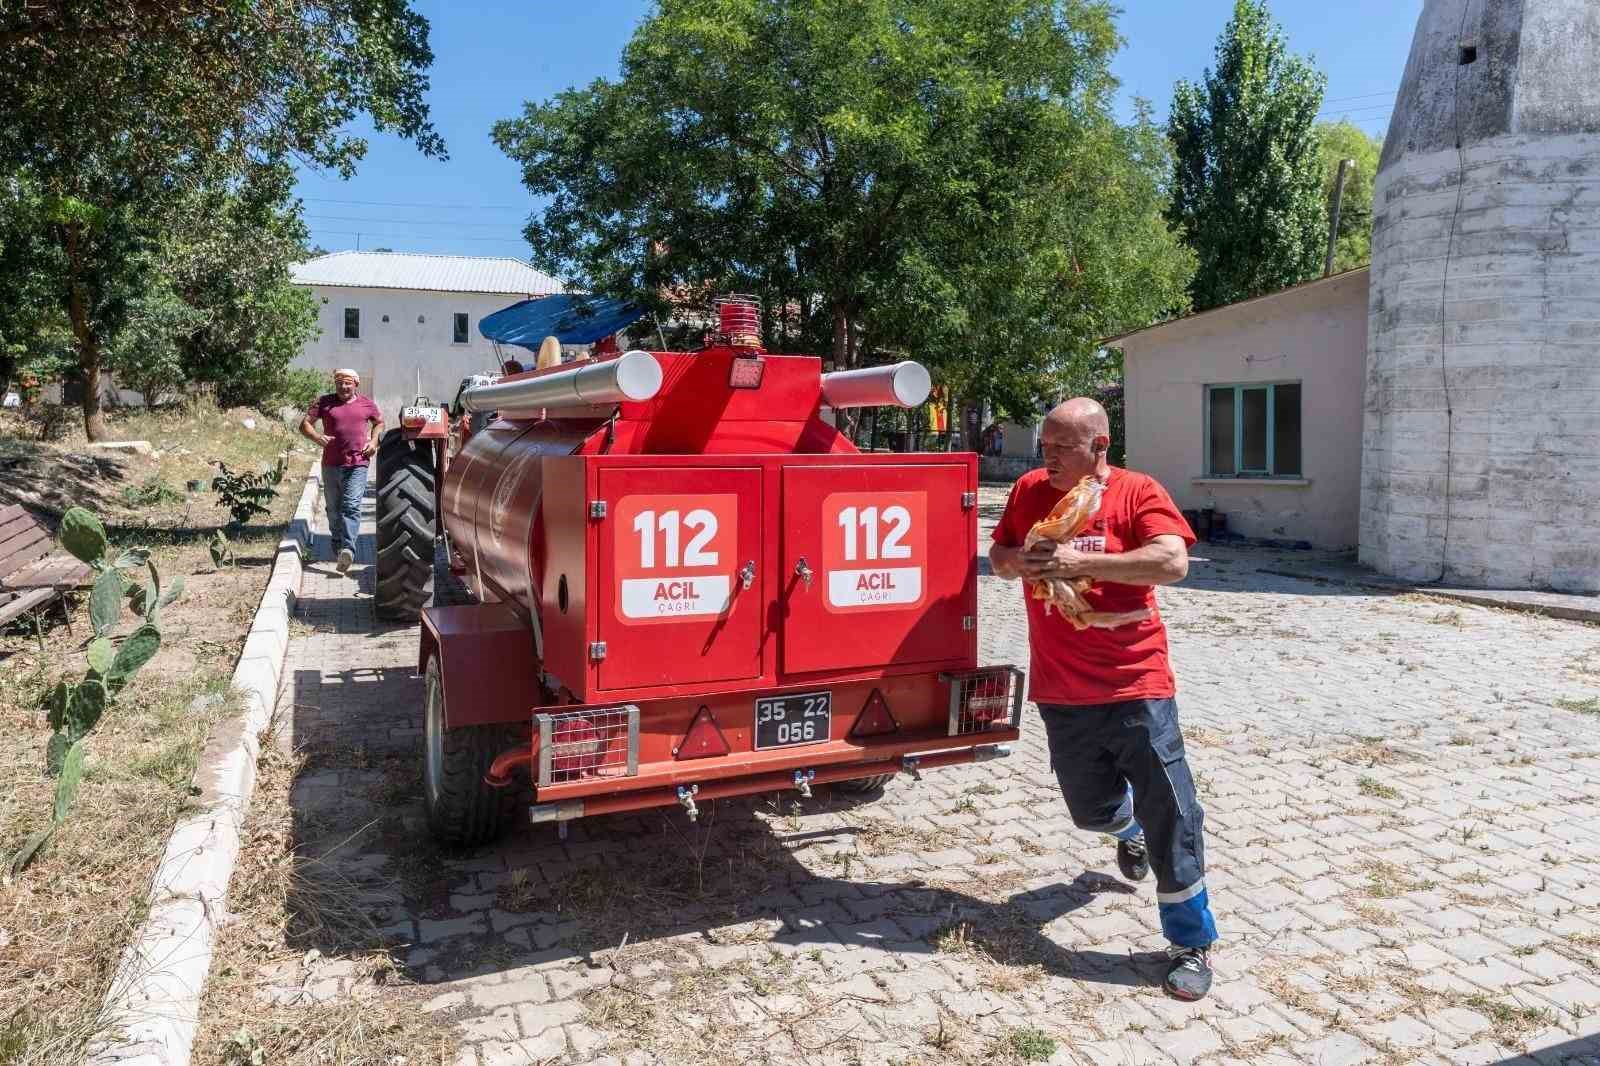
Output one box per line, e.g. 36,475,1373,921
423,656,516,847
833,774,893,794
374,429,435,621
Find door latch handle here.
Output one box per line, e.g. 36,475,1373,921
794,557,814,589
738,560,756,589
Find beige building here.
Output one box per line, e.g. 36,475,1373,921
1109,267,1368,550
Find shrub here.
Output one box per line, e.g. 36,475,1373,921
265,366,327,415
211,456,286,527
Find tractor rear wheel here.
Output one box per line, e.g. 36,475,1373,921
423,656,516,847
374,430,434,621
833,774,894,794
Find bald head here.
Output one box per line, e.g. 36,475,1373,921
1038,396,1111,488
1044,397,1110,437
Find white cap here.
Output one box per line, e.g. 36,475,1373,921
333,368,360,384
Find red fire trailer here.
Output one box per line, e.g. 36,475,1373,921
374,307,1022,844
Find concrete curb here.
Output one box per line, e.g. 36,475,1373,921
1256,567,1600,625
88,462,323,1066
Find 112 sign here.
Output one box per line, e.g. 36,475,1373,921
820,492,926,611
614,494,736,621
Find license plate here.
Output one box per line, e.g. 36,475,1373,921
753,691,831,750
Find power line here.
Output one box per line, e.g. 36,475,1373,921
300,195,527,211
306,228,530,246
1318,103,1393,117
305,212,528,231
1323,89,1396,105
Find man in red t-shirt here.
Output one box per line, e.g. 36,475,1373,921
991,397,1218,1000
299,369,384,574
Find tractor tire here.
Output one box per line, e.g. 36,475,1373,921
833,774,894,794
374,429,434,621
423,656,517,847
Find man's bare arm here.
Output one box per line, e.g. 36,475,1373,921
361,416,386,457
1022,534,1189,587
299,417,329,448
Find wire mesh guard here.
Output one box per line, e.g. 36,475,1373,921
945,668,1024,736
715,295,762,346
536,706,639,787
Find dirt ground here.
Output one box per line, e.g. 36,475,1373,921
0,401,316,1063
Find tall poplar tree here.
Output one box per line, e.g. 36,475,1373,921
1166,0,1327,311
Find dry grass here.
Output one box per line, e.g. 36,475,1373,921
0,403,313,1063
1357,860,1436,899
0,673,239,1062
191,716,457,1066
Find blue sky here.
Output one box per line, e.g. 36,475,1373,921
294,1,1418,260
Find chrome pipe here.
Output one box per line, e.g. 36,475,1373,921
820,360,932,408
461,349,663,413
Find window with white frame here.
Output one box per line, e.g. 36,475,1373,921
452,312,469,344
1204,382,1301,477
342,307,360,340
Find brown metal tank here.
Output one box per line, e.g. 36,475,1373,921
441,419,600,618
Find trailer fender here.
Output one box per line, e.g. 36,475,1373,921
420,603,543,729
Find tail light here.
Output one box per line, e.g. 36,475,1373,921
848,689,899,739
535,706,639,786
674,705,731,760
943,667,1023,736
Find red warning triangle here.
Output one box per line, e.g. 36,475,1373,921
675,705,731,760
849,689,900,738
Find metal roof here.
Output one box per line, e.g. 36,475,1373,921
1102,265,1369,346
290,252,566,296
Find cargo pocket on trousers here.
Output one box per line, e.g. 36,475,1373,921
1151,710,1194,820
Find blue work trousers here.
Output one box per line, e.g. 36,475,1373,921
1039,697,1219,948
321,464,368,554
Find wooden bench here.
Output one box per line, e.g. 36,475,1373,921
0,503,94,636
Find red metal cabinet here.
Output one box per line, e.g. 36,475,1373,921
779,463,974,676
595,466,766,691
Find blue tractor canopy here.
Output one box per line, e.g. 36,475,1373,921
478,293,645,351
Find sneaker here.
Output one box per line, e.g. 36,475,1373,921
1164,945,1213,1000
336,547,354,574
1117,834,1150,882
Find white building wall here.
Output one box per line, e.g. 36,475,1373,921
294,285,536,419
1122,271,1368,550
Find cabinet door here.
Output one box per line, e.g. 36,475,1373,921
781,464,973,676
596,467,764,690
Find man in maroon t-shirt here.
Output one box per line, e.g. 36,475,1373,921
991,397,1219,1000
299,369,384,574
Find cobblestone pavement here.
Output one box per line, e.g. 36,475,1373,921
266,486,1600,1066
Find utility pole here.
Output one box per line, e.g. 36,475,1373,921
1325,158,1353,276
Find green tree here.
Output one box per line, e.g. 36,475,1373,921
1316,119,1382,273
493,0,1192,419
0,0,444,439
1167,0,1327,311
159,165,319,407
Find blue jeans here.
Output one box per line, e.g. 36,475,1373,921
321,464,368,554
1039,697,1219,948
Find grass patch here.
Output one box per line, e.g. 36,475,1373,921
1554,696,1600,715
1357,776,1401,800
0,674,238,1065
1359,860,1435,899
1464,994,1551,1038
1004,1027,1057,1062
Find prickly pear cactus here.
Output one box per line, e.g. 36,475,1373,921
8,507,184,876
